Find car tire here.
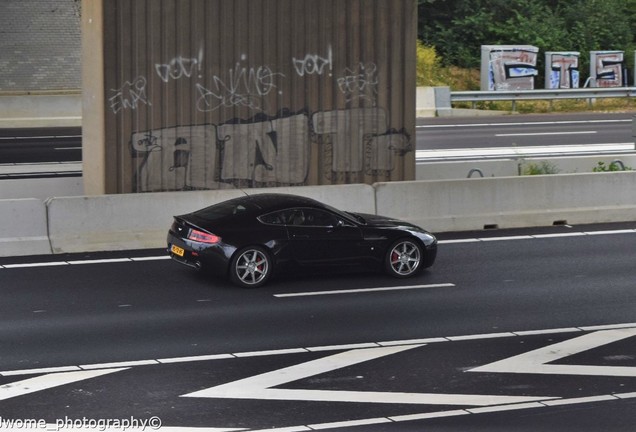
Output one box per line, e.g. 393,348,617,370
384,238,423,278
229,246,272,288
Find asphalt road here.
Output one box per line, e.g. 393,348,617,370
0,112,633,165
416,112,634,151
0,127,82,164
1,222,635,431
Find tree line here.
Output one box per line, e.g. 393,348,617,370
418,0,636,83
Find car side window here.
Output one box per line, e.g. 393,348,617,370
289,208,338,227
258,210,287,225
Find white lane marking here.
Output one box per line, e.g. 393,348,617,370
584,229,636,236
131,255,171,261
1,366,81,376
416,143,634,161
273,283,456,298
532,232,587,238
0,368,127,400
542,394,617,406
2,228,635,270
3,325,636,430
158,354,235,364
306,417,393,430
495,131,596,137
378,392,636,431
79,360,158,370
2,261,69,268
467,401,545,414
437,228,636,245
513,327,581,336
4,322,635,376
68,258,132,265
447,332,516,341
307,343,380,352
303,391,636,431
470,328,636,377
78,391,636,432
0,255,169,269
32,425,245,432
416,119,631,129
233,348,308,358
378,337,447,346
182,344,555,406
479,235,534,241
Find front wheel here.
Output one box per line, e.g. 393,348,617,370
384,238,423,278
229,246,272,288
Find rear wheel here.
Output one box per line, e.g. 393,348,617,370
229,246,272,288
384,238,423,278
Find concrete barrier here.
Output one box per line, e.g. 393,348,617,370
3,175,635,256
0,94,81,128
375,172,636,232
46,184,375,254
416,155,636,181
0,177,84,200
47,190,246,253
0,198,51,256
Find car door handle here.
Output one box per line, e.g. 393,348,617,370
293,234,310,239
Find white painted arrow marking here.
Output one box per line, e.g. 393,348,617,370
183,344,556,406
0,368,128,401
470,328,636,376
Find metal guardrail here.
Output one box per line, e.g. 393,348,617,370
451,87,636,110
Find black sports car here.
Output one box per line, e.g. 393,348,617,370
167,193,437,288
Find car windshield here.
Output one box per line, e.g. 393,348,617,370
317,202,359,224
345,211,367,224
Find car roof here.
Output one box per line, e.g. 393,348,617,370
241,193,324,212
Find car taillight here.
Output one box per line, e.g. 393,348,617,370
188,228,221,244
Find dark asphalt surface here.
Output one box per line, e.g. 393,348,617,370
1,222,635,430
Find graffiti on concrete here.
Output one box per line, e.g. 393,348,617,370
115,42,415,193
337,63,379,103
293,46,333,77
108,76,151,114
196,59,286,113
155,47,204,83
546,52,580,89
130,107,410,192
590,51,625,87
481,45,539,91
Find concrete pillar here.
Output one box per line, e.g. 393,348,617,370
81,0,106,195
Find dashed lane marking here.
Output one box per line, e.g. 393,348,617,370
273,283,456,298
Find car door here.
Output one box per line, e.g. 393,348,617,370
285,208,366,266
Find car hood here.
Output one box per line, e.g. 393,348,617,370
351,212,423,230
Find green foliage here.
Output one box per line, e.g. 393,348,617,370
418,0,636,84
522,161,560,175
416,42,444,86
592,161,632,172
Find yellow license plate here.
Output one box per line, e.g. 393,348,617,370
171,245,185,257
